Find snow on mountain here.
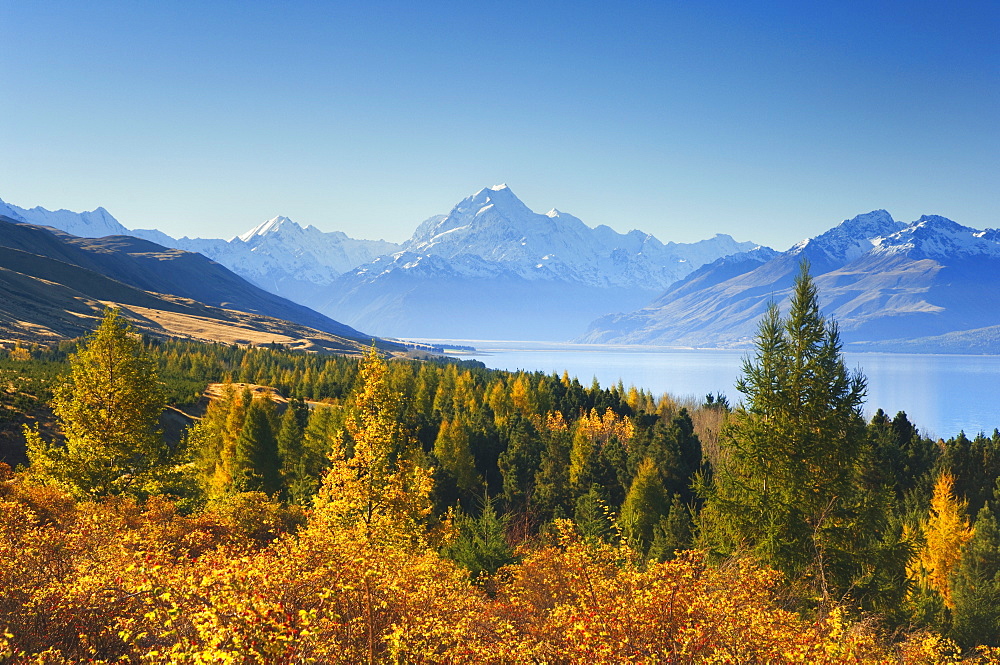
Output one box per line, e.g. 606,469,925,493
0,199,29,222
786,209,905,268
398,184,757,291
581,211,1000,352
2,187,763,341
0,199,130,237
322,185,763,339
1,197,403,308
871,215,1000,260
130,217,400,309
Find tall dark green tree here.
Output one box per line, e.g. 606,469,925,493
532,425,573,522
649,493,694,561
619,457,669,553
277,397,310,503
700,262,907,608
951,498,1000,648
232,398,282,495
443,493,516,585
498,413,542,512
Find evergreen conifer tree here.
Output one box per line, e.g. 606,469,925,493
649,494,694,561
951,501,1000,648
232,398,282,495
700,262,904,608
619,457,669,553
444,492,515,584
277,397,309,501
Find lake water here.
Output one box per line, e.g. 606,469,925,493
416,340,1000,440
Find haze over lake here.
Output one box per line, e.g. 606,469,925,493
420,340,1000,441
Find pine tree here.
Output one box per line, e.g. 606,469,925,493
533,424,573,522
231,398,282,495
951,500,1000,648
498,413,542,512
25,308,168,498
700,262,900,607
574,484,613,543
277,397,308,501
649,494,694,561
444,492,515,584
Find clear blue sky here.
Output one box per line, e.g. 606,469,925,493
2,1,997,249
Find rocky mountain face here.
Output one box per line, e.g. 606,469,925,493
581,211,1000,352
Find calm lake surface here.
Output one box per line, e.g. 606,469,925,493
417,340,1000,440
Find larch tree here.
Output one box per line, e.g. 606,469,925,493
25,308,168,498
310,345,433,548
913,472,973,609
432,417,480,495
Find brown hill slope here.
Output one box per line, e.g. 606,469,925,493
0,219,401,354
0,216,370,341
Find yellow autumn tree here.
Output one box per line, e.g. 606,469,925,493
287,346,464,664
913,472,974,608
309,345,433,547
511,373,537,416
569,408,635,493
186,381,250,500
24,308,168,498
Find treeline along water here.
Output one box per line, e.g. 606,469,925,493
429,340,1000,439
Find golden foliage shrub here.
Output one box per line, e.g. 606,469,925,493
6,474,1000,663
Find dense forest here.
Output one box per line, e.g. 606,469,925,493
3,267,1000,663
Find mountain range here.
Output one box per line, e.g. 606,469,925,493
322,186,758,339
581,210,1000,353
6,191,997,352
2,188,758,340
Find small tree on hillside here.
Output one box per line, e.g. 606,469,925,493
25,308,168,498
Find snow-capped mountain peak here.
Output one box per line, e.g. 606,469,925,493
0,198,28,222
790,209,905,265
237,215,301,242
0,199,130,237
395,184,760,292
872,215,1000,260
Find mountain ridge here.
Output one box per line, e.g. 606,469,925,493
581,211,1000,352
